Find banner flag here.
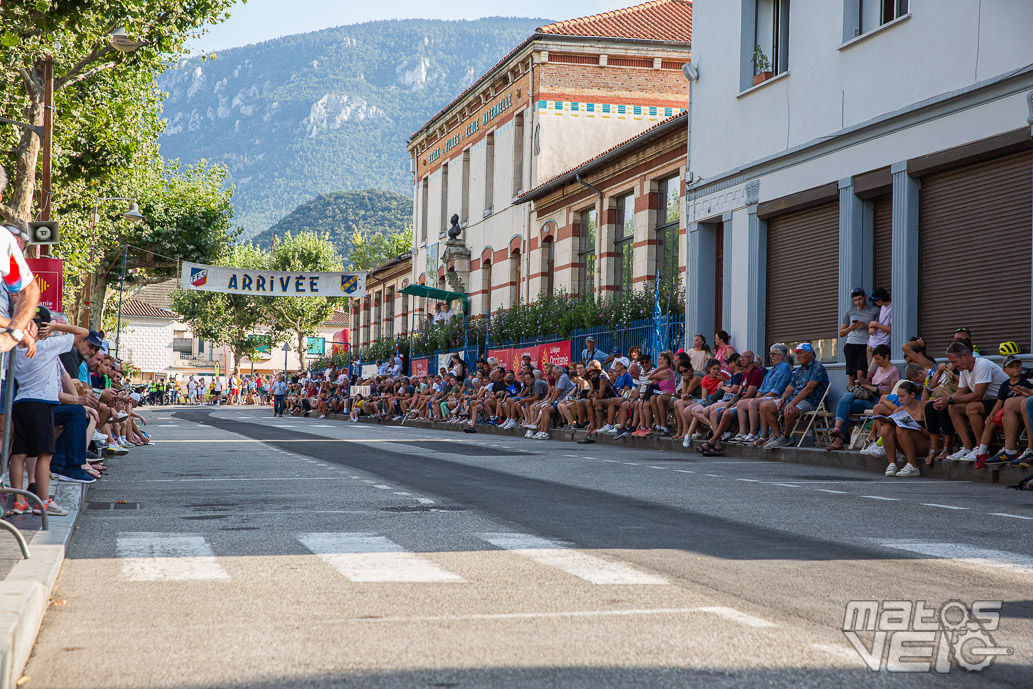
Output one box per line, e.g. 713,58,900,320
179,261,366,298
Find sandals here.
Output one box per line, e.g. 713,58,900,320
826,431,844,452
696,441,712,454
701,447,724,457
924,450,938,466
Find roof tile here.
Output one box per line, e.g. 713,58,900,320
538,0,692,42
121,299,179,320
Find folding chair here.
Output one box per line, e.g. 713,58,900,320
790,385,832,448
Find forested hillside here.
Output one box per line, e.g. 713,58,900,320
157,17,547,236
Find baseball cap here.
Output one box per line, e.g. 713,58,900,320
585,336,595,342
86,330,104,347
33,305,52,324
100,339,110,354
1002,354,1023,368
794,342,815,353
487,357,497,365
129,392,142,403
614,356,630,369
610,346,621,356
850,287,866,298
870,287,890,302
2,222,29,242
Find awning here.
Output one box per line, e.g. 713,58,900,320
400,284,468,307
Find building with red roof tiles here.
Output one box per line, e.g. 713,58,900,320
406,1,691,319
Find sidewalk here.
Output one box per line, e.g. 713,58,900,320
320,413,1031,486
0,481,86,689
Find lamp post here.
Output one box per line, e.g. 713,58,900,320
84,198,144,328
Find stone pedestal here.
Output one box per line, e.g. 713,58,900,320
441,238,471,296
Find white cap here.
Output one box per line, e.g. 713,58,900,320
614,357,631,369
129,392,142,403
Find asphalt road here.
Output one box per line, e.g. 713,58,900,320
19,405,1033,688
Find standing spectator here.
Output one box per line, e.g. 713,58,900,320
826,344,900,450
937,342,1008,461
867,288,891,352
580,337,610,369
349,355,361,384
760,343,829,449
214,376,224,405
687,334,711,375
712,331,736,373
840,287,879,386
271,374,288,417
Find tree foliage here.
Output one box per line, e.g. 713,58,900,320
170,242,281,374
348,225,413,271
268,230,344,363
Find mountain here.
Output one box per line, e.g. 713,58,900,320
252,189,411,259
157,17,549,237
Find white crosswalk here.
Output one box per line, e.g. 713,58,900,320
117,532,230,582
298,533,465,583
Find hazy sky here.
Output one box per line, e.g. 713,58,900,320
188,0,635,54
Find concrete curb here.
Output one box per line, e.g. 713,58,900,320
313,412,1030,485
0,482,86,689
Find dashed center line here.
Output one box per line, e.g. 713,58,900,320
862,496,900,501
373,485,393,490
771,483,800,488
921,503,967,510
623,462,641,466
648,466,666,470
816,489,847,494
989,512,1033,521
673,469,695,474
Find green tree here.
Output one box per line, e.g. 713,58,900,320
348,225,412,271
268,231,344,367
171,242,281,374
0,0,238,224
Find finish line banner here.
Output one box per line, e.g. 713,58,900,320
180,262,366,298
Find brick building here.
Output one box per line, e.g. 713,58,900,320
517,113,687,301
407,1,692,324
351,253,413,350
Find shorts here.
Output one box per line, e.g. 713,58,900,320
11,400,56,457
844,343,868,375
789,400,816,414
977,399,996,417
991,407,1005,428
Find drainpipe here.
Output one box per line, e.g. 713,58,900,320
576,173,604,294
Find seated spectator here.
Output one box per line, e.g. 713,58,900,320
690,353,743,453
901,337,959,461
739,344,791,446
840,287,879,386
699,350,765,454
760,343,829,449
596,358,633,433
975,354,1031,468
875,381,926,477
826,344,900,450
682,358,727,440
938,342,1008,462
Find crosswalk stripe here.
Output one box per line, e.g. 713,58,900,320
874,539,1033,576
116,532,230,581
298,533,465,583
476,533,667,585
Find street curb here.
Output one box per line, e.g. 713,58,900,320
0,482,86,689
316,413,1028,485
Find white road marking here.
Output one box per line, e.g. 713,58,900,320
309,424,334,428
622,462,641,466
875,539,1033,576
704,474,724,478
600,459,619,463
138,477,347,483
815,488,848,494
393,491,412,497
673,469,695,474
861,495,899,501
812,643,865,664
117,533,229,582
158,424,179,427
477,533,667,585
921,503,968,510
373,485,393,490
354,608,729,623
695,606,776,628
989,512,1033,521
736,478,760,482
648,466,666,470
416,498,436,505
771,483,799,488
298,533,464,583
564,455,579,458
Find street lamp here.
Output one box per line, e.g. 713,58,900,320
84,198,144,329
108,27,150,53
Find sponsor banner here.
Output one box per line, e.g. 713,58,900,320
487,348,510,369
361,364,379,378
26,257,63,312
411,358,429,377
351,385,371,398
511,345,541,371
539,340,572,368
179,261,366,298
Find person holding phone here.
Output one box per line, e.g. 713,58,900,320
840,287,878,386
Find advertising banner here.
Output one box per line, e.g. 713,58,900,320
511,345,541,371
539,340,572,368
487,348,511,370
411,358,429,377
179,261,366,298
26,257,63,312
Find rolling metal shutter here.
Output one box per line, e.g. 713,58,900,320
765,202,839,347
918,151,1032,354
872,195,893,293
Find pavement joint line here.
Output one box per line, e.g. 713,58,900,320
862,495,900,501
921,503,968,510
989,512,1033,520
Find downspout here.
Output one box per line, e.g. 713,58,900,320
576,173,604,294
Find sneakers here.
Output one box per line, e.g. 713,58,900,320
859,441,877,455
10,500,29,515
533,431,550,440
52,467,97,484
896,463,921,478
524,430,535,439
1010,448,1033,467
870,444,887,458
92,431,108,444
884,463,898,476
502,419,518,430
974,453,990,470
763,435,790,450
319,414,327,419
682,436,691,448
599,424,615,434
947,448,976,462
984,449,1014,466
721,431,735,442
463,425,477,434
522,422,537,429
615,427,632,440
33,499,69,516
741,434,757,445
103,443,129,456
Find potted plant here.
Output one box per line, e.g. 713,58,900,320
752,44,773,86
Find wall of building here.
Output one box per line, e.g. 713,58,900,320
121,317,181,376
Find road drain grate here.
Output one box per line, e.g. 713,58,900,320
87,502,140,510
381,505,468,513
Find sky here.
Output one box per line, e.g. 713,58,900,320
187,0,635,54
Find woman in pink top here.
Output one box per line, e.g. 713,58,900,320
712,330,736,373
826,344,900,451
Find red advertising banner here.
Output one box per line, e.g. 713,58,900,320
411,358,429,377
487,348,510,369
539,340,572,368
511,345,540,370
26,257,63,312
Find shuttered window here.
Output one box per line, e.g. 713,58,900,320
872,195,893,293
918,151,1032,355
766,203,840,350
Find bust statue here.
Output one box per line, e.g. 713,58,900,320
447,214,462,240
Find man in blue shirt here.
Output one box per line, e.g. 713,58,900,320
271,374,288,417
738,343,791,445
597,357,634,432
581,337,611,369
761,343,829,449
